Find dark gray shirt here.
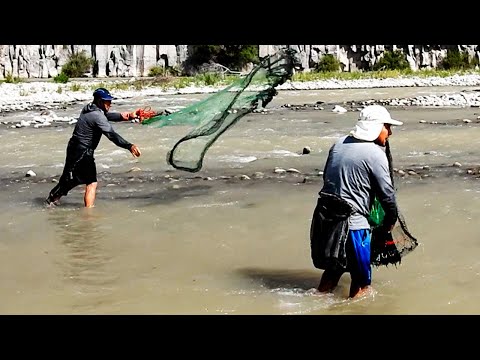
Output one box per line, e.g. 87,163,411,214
320,135,398,230
70,103,132,151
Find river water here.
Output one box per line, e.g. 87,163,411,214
1,85,480,314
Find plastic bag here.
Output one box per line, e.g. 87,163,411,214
368,197,385,227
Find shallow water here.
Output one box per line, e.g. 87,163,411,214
1,86,480,314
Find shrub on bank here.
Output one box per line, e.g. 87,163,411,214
373,50,410,71
315,54,342,72
439,49,479,70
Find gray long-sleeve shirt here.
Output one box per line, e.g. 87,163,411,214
320,135,398,230
70,103,132,151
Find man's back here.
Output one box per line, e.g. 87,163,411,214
321,135,396,230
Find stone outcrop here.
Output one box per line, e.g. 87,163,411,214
0,45,478,80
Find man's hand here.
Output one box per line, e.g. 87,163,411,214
121,111,138,121
121,108,159,122
130,144,141,158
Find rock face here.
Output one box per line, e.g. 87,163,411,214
0,45,478,79
0,45,189,80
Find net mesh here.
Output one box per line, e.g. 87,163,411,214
370,140,419,267
142,48,301,172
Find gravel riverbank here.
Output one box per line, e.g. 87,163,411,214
2,74,480,113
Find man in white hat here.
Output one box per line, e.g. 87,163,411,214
310,104,403,299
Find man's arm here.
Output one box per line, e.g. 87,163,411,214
96,113,133,149
106,111,136,122
96,115,142,157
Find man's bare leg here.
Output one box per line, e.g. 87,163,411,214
84,182,97,208
318,269,343,293
349,283,372,299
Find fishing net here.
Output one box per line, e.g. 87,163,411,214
142,48,301,172
370,140,419,267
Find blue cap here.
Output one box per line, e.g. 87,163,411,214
93,88,116,101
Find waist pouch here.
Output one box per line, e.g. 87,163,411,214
310,192,357,271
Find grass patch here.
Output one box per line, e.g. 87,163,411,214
41,68,480,96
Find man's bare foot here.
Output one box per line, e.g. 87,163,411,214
45,197,60,207
350,286,374,299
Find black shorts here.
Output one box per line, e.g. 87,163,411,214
71,152,97,185
48,146,97,200
63,140,97,185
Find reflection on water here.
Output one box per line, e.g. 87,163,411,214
236,267,320,291
232,267,360,314
47,208,118,311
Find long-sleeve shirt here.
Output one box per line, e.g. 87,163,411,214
105,111,124,122
320,135,398,230
70,103,132,151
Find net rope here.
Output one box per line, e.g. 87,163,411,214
370,140,419,267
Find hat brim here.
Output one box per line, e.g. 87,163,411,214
384,118,403,126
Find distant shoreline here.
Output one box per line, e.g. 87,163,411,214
1,74,480,114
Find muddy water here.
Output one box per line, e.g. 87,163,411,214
1,86,480,314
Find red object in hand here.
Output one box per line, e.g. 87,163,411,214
135,106,158,122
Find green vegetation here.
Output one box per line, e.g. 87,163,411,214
4,72,22,83
148,65,166,77
53,72,69,84
372,50,410,71
39,66,480,96
53,50,94,83
148,65,181,77
292,68,480,82
315,54,342,72
4,46,480,92
61,51,94,77
37,47,479,92
186,45,259,73
439,48,479,70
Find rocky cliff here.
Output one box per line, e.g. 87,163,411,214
0,45,478,80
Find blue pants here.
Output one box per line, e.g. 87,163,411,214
346,229,372,287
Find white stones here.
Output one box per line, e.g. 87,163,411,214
286,168,301,174
1,74,480,117
332,105,348,113
252,172,264,179
33,122,51,128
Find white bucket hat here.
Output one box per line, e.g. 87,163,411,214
350,105,403,141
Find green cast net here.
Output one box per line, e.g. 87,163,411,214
142,48,301,172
